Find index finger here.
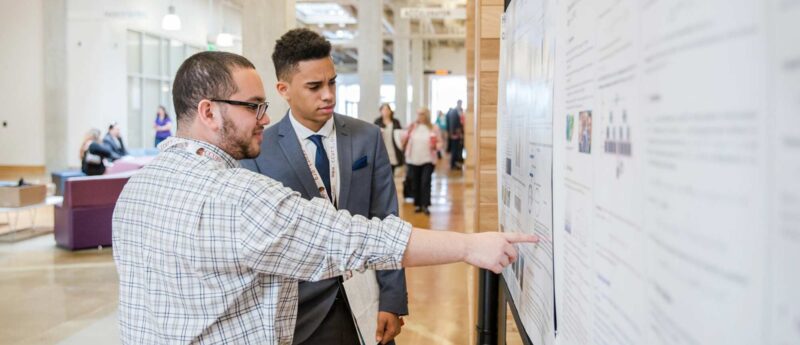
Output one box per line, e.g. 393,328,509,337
504,233,540,244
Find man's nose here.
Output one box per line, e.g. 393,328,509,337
321,85,334,101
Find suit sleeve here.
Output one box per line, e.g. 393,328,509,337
239,158,260,173
101,137,122,160
369,126,410,316
89,142,115,159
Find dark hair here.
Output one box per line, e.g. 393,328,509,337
379,103,394,119
157,105,170,120
172,51,255,125
272,28,332,81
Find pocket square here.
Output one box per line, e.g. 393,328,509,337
352,156,368,170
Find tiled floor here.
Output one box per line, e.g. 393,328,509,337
0,236,118,344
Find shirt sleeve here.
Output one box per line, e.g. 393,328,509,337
237,172,412,282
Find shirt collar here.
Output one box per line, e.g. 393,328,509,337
288,109,335,140
159,136,240,168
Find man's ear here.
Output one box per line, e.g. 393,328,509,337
196,99,220,131
276,80,291,102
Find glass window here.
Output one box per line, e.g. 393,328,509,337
142,79,161,147
345,101,358,117
160,38,169,77
380,85,395,104
429,76,467,116
169,40,185,78
127,77,142,148
142,34,160,77
161,81,173,119
128,31,202,149
127,31,141,74
340,85,360,117
186,46,201,57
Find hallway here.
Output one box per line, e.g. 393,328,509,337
0,163,478,344
395,165,475,345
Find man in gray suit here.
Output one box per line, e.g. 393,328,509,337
241,29,407,345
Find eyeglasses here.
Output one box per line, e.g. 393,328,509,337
210,99,269,121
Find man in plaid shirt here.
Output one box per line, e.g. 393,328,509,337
112,51,537,344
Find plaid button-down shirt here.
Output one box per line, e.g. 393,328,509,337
112,137,411,345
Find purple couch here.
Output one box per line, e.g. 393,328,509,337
54,172,133,250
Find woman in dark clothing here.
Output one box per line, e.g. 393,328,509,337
373,103,404,170
80,128,115,176
374,103,412,200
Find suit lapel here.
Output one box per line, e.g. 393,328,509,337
335,114,352,209
276,114,319,198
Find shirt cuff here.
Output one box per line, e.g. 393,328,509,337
366,216,412,271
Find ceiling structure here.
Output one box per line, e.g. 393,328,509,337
295,0,468,72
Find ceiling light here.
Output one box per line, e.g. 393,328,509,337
161,5,181,31
336,30,344,37
338,23,346,28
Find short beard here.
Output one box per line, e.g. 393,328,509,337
218,112,259,160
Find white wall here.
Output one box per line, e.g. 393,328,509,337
0,0,45,166
427,45,466,75
66,16,127,168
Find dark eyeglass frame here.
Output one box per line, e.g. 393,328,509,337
210,99,269,121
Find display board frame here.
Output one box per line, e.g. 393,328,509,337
498,275,535,345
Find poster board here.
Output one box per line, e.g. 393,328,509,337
496,1,800,344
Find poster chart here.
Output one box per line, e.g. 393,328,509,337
497,0,557,345
497,0,800,344
765,0,800,343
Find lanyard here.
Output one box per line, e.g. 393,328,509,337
170,139,227,164
299,133,338,207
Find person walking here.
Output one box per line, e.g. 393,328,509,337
402,108,441,215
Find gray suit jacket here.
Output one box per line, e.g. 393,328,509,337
240,113,408,343
102,133,127,159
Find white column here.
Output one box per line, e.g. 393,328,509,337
44,0,68,171
393,13,410,126
410,37,424,118
357,0,383,120
242,0,295,124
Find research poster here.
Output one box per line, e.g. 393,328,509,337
766,0,800,343
497,0,557,344
497,0,800,344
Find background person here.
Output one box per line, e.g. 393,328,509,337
242,29,408,345
374,103,405,173
153,105,173,147
79,128,115,175
445,100,464,170
103,122,128,160
402,108,441,215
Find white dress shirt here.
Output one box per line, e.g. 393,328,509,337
289,111,341,204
